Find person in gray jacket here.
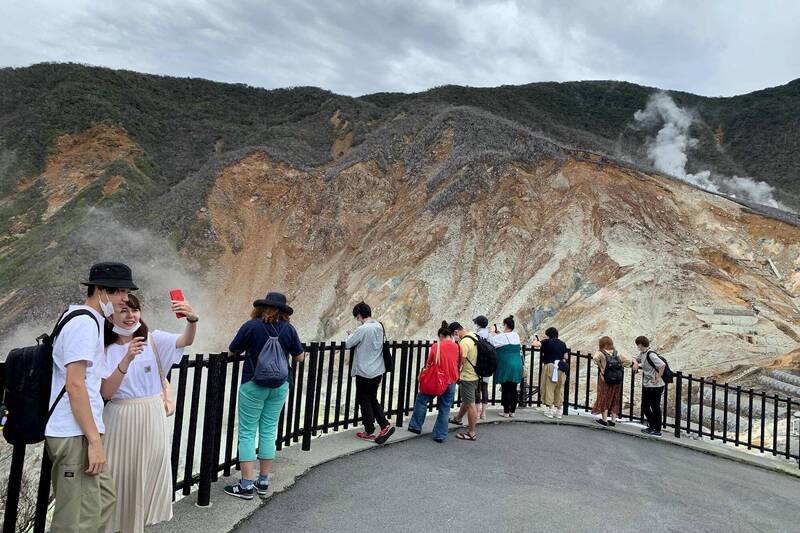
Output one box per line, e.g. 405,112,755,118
346,301,395,444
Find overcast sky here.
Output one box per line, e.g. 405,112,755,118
2,0,798,97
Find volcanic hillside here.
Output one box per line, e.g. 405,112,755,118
1,64,799,374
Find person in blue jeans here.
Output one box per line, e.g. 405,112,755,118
407,322,462,443
224,292,305,500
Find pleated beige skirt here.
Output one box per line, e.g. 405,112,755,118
103,395,172,533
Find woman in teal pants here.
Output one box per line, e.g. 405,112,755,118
224,292,305,500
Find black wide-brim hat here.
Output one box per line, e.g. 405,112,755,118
81,262,138,290
253,291,293,315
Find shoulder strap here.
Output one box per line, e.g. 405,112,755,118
52,309,100,340
151,333,167,383
260,320,284,338
379,321,387,343
461,335,478,369
47,309,102,418
598,350,608,372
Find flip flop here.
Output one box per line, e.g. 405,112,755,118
448,417,463,426
456,432,477,441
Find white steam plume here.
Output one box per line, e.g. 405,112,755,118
0,209,230,356
634,93,787,210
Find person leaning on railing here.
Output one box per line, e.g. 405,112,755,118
406,321,461,442
532,327,569,419
473,315,491,420
345,301,396,444
591,336,632,427
224,292,305,500
100,293,197,533
633,336,666,437
489,315,523,418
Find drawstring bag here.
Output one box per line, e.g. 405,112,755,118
419,342,449,397
151,335,175,417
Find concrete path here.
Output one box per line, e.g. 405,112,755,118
148,407,800,533
236,423,800,533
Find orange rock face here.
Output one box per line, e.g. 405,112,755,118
198,145,800,373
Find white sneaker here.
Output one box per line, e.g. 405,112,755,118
555,410,563,419
544,407,555,418
536,405,548,413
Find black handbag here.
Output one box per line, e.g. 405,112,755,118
557,359,569,375
379,322,394,373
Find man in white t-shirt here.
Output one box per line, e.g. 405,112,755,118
45,262,137,532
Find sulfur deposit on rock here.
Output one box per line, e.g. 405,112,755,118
190,110,800,375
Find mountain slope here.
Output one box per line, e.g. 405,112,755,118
0,64,798,374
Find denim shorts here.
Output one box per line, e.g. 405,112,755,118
460,380,479,404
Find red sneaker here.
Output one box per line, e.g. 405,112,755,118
374,425,395,445
356,431,376,441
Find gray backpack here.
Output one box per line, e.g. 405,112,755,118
252,322,290,388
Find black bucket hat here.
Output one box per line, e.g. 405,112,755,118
253,291,294,316
81,262,138,290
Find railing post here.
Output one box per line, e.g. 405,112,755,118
197,353,222,507
33,448,53,533
395,341,409,427
212,353,228,482
674,372,683,438
536,352,544,407
562,353,571,417
302,342,319,451
3,444,26,533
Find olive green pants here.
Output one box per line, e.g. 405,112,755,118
46,436,116,533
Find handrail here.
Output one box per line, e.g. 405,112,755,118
1,343,798,532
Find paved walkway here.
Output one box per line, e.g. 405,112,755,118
236,423,800,533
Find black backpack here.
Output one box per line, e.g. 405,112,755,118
646,350,674,384
2,309,100,445
602,350,624,385
463,334,497,378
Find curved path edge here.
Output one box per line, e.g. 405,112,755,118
147,407,800,533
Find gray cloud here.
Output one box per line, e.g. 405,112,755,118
2,0,799,96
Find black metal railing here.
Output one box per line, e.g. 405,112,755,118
2,343,799,532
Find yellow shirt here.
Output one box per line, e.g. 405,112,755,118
459,332,479,382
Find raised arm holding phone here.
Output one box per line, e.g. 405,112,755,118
100,290,198,532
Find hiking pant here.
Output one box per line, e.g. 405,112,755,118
501,382,519,414
356,375,388,434
238,380,290,462
46,435,116,533
541,363,566,407
408,383,457,441
642,386,664,433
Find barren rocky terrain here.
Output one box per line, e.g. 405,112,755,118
1,64,798,375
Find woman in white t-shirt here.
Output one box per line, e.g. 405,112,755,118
100,293,198,533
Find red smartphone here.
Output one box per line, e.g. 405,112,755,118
169,289,186,318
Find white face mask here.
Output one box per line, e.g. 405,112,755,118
99,292,115,318
112,323,141,337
